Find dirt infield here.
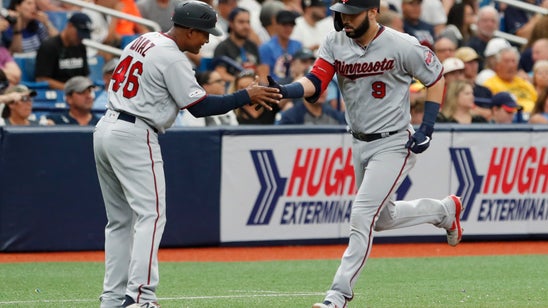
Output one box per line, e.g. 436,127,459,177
1,241,547,263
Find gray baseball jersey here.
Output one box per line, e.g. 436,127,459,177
107,32,207,133
317,26,443,134
95,31,208,307
312,26,458,308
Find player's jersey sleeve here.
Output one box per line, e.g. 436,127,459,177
398,35,444,87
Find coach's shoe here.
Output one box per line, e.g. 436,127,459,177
126,303,160,308
121,295,135,307
445,195,463,247
312,301,339,308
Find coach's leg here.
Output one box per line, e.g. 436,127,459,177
111,129,166,304
95,122,134,308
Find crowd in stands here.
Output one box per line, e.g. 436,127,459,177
0,0,547,127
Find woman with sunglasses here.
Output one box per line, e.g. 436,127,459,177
0,84,39,126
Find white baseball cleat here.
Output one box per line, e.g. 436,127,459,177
446,195,463,247
312,301,339,308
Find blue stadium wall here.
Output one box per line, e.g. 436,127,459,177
1,125,547,252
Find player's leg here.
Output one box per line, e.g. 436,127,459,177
107,127,166,304
94,121,135,308
323,137,413,307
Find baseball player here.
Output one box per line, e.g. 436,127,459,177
93,2,281,307
267,0,463,307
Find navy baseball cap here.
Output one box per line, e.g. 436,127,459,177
276,10,298,25
69,12,92,40
330,0,380,15
491,92,521,112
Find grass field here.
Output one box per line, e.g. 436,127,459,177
1,255,547,307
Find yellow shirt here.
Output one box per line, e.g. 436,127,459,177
483,75,538,113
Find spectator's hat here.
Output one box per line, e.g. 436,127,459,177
455,47,480,63
491,92,521,112
69,12,92,40
293,48,316,61
484,38,511,57
65,76,95,95
1,85,37,118
442,57,465,74
276,10,298,25
5,84,37,97
102,58,119,75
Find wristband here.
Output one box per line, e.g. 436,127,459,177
279,82,304,99
422,100,440,127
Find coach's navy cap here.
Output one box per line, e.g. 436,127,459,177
69,12,92,40
491,92,521,112
330,0,380,15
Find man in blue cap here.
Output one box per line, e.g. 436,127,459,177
35,12,92,90
490,91,522,124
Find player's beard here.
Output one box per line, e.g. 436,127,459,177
346,16,370,39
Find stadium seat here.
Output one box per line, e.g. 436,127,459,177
45,11,69,31
88,55,105,88
32,89,67,112
120,34,139,49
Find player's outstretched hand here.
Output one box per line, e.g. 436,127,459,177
405,124,433,154
267,75,288,98
246,76,282,111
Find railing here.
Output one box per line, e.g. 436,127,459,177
59,0,161,32
59,0,161,56
495,0,548,15
470,24,528,45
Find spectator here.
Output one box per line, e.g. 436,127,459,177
0,45,21,85
438,79,488,123
518,15,548,74
213,7,266,82
476,37,511,85
290,0,331,52
216,0,238,35
0,69,24,105
92,57,118,112
409,82,426,125
257,0,285,44
232,70,281,124
443,0,476,46
420,0,447,35
455,46,493,120
137,0,178,32
503,0,548,40
489,91,521,124
196,70,238,126
46,76,100,125
401,0,435,49
259,10,302,82
434,36,457,62
82,0,117,58
111,0,149,45
0,84,39,126
483,46,538,113
466,5,499,71
532,60,548,95
442,57,465,85
520,36,548,78
528,87,548,124
2,0,59,54
377,9,404,32
276,91,346,125
35,12,91,90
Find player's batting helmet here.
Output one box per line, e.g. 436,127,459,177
330,0,381,31
171,0,223,36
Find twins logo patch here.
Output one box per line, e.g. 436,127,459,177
189,89,206,98
424,50,434,65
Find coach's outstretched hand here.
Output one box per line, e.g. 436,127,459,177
245,75,282,111
406,123,433,154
